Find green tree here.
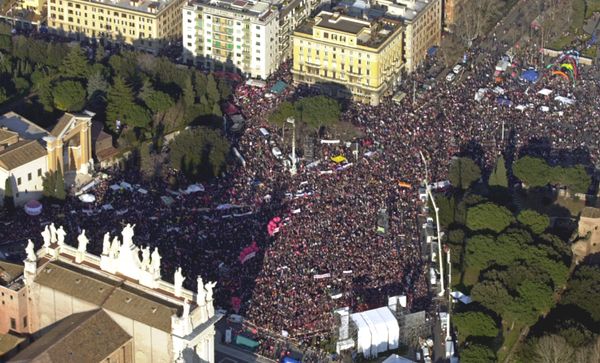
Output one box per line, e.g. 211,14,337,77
448,157,481,189
453,311,498,342
471,280,514,317
206,74,220,104
108,52,138,81
42,171,56,198
3,176,15,214
54,167,66,201
465,234,497,269
193,71,207,99
489,155,508,187
517,280,554,315
295,96,340,130
182,77,195,108
518,209,550,234
554,164,591,194
217,78,231,100
87,71,109,102
513,156,552,188
52,80,87,112
0,86,8,104
268,101,295,127
13,77,30,94
95,43,106,63
59,44,89,80
466,202,514,233
435,193,455,227
460,344,496,363
169,127,230,181
140,81,174,114
560,265,600,321
211,103,222,118
35,78,55,112
106,76,135,131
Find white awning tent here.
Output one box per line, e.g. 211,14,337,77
350,307,399,359
537,88,553,96
554,95,576,105
382,354,417,363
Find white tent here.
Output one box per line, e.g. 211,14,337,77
538,88,553,96
351,307,400,359
554,95,576,105
382,354,416,363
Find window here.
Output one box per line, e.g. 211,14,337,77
10,318,15,330
256,57,260,61
23,316,27,328
27,173,31,181
17,177,21,185
255,41,260,46
37,168,42,177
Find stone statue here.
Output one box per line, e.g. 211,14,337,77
174,267,185,289
141,247,150,270
205,281,217,302
151,247,161,274
102,233,111,256
41,225,51,248
56,226,66,246
197,276,206,304
49,223,57,243
182,299,190,317
110,237,120,258
25,239,36,261
121,223,135,246
77,230,89,252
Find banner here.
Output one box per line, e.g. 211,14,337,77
314,273,331,279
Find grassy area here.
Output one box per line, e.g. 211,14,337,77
548,35,575,50
497,322,526,363
555,195,586,216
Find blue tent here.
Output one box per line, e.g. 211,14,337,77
270,80,288,94
496,96,512,106
521,69,539,83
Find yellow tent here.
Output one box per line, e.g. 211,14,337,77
561,63,574,71
331,155,347,164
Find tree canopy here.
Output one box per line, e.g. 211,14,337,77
453,311,498,342
52,80,86,112
169,127,230,181
448,157,481,189
513,156,591,193
460,343,496,363
518,209,550,234
489,155,508,187
466,202,514,233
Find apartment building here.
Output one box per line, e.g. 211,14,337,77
182,0,321,79
47,0,187,53
374,0,442,72
182,0,280,79
291,10,404,105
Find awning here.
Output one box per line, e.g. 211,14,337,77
270,80,287,94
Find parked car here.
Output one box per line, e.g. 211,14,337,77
445,72,456,82
271,147,283,159
452,64,464,74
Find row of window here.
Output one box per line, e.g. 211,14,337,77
15,168,42,186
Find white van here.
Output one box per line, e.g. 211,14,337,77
430,267,437,285
259,128,270,138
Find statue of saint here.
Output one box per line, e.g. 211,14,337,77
102,232,111,256
197,276,206,303
141,247,150,270
25,239,36,261
121,223,135,246
174,267,185,290
110,237,120,258
49,223,57,243
205,281,217,302
151,247,161,274
56,226,66,246
77,230,89,252
41,225,51,248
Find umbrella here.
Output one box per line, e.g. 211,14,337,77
521,69,539,82
24,199,42,216
78,194,96,203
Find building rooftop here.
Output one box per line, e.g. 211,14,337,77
35,260,183,333
0,112,49,141
188,0,274,20
0,139,47,171
0,260,24,287
9,309,131,363
295,10,402,49
87,0,174,15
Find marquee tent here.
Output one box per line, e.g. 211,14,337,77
382,354,417,363
351,307,399,359
24,199,42,216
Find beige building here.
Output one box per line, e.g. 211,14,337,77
373,0,442,72
2,223,220,363
572,207,600,263
292,11,404,105
0,112,93,206
47,0,187,53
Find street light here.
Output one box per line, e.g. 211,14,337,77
419,151,445,297
286,117,296,175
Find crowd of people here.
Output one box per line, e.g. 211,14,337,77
1,18,599,361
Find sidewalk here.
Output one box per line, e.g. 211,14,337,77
215,342,276,363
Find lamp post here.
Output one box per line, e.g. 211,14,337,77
286,117,296,175
419,151,445,297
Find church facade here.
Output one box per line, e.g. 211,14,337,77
1,223,220,362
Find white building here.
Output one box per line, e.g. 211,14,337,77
182,0,318,79
0,112,94,206
7,223,221,362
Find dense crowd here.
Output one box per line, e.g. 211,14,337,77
1,21,599,361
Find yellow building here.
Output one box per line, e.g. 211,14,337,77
47,0,187,53
292,11,404,106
